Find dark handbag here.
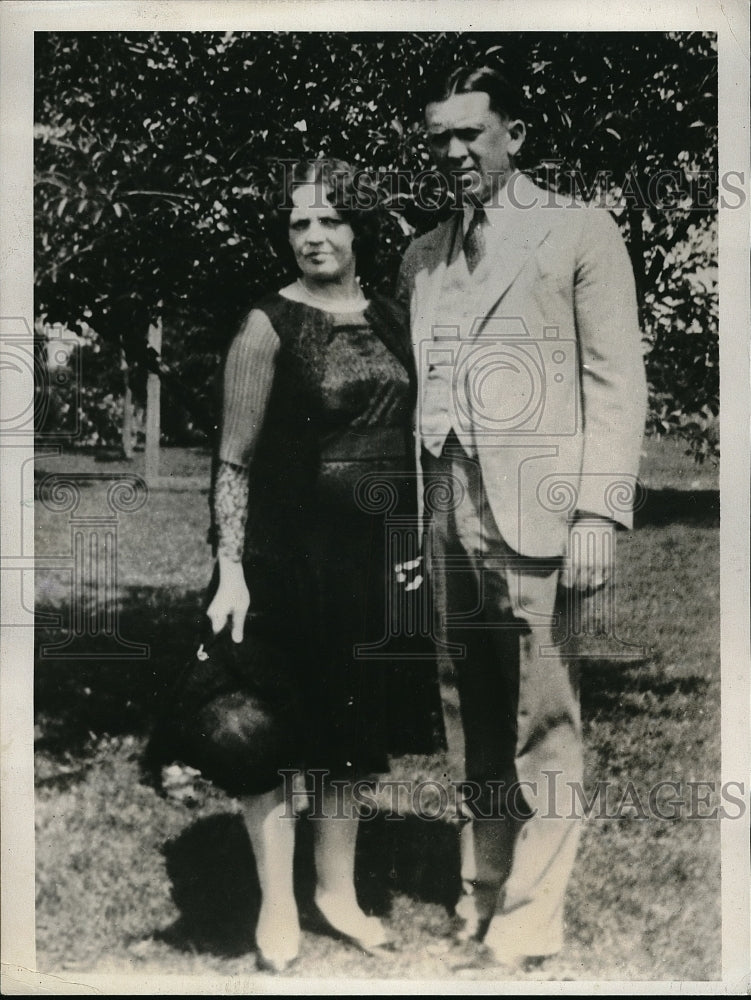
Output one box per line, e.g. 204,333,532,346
144,617,302,797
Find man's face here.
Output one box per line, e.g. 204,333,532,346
425,90,525,204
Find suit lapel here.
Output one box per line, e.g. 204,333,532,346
409,176,554,348
469,175,553,336
410,215,460,362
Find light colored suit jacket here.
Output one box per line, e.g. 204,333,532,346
398,172,648,557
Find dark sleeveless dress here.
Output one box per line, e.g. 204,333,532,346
231,293,442,779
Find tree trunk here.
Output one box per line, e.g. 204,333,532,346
121,349,134,460
627,205,646,327
145,317,162,484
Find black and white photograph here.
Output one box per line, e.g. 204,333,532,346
1,0,749,993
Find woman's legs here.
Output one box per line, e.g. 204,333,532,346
312,781,387,948
238,784,299,969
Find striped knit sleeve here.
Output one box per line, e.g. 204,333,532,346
218,309,280,468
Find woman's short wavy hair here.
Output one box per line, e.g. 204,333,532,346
274,158,382,283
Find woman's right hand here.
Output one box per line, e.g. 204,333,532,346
206,557,250,643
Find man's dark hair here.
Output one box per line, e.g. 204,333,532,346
424,65,524,121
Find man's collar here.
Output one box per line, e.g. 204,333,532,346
461,170,524,234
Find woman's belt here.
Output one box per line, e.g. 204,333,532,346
319,426,411,462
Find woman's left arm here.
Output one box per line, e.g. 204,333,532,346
207,310,280,640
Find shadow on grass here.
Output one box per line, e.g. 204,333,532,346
37,585,709,766
35,583,444,760
635,488,719,528
35,579,713,956
154,807,461,957
36,472,719,760
157,813,260,957
356,812,462,911
36,584,464,954
579,659,711,720
36,583,712,761
293,810,462,920
35,587,208,757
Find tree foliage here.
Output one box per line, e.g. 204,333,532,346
34,30,718,457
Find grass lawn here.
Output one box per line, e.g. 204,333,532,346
33,436,721,983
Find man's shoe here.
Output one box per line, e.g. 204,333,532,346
448,941,524,978
453,890,494,942
482,923,558,973
453,891,480,940
483,938,557,975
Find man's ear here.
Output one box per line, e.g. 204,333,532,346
507,119,526,156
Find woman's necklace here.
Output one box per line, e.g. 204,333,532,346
296,277,367,309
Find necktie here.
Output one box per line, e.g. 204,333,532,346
463,207,487,274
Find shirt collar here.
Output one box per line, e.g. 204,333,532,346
461,169,522,235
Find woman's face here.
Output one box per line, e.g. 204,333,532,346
288,183,356,285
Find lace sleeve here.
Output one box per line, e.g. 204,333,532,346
214,460,249,563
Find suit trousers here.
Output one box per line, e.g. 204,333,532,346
423,434,583,958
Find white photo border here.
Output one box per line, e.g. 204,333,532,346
1,1,748,994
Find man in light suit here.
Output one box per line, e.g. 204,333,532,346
397,66,647,967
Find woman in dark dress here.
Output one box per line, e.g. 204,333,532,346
207,159,435,971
